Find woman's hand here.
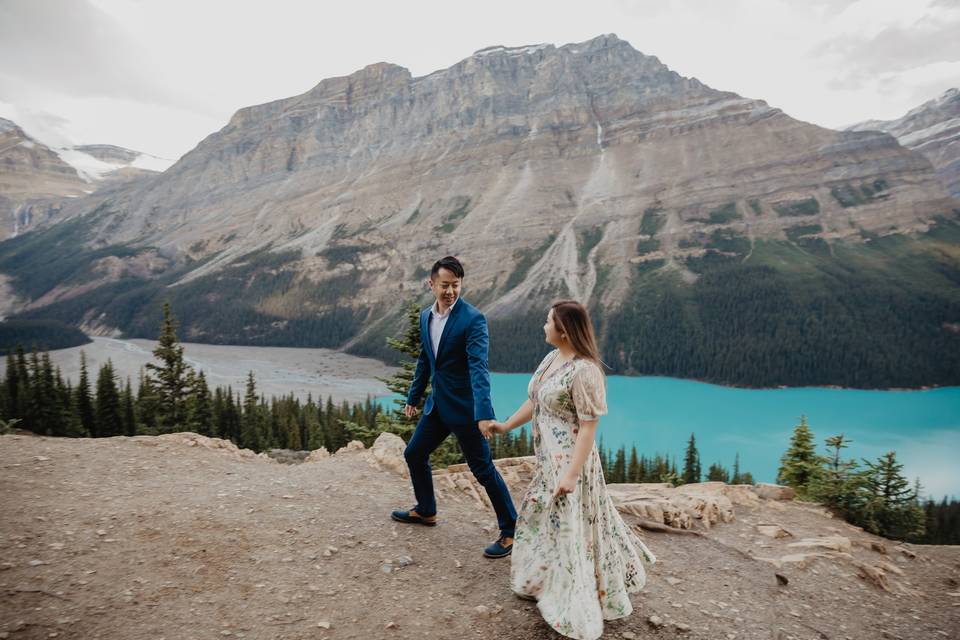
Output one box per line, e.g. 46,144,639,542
553,472,577,500
491,421,510,434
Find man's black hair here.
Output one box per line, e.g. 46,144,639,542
430,255,465,279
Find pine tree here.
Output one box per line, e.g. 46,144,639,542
3,349,20,420
75,351,95,437
810,433,865,519
706,462,730,482
776,415,825,498
36,352,59,435
286,414,302,450
136,367,159,434
681,433,701,484
186,370,212,436
58,368,85,437
122,377,137,436
323,396,336,451
23,349,42,433
380,301,431,430
859,451,925,541
304,394,323,450
597,437,608,476
240,371,263,451
627,446,641,483
94,360,123,437
612,447,627,483
145,301,192,432
223,388,241,444
15,345,29,412
731,452,742,484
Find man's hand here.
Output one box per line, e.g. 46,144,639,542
404,404,420,419
478,419,496,438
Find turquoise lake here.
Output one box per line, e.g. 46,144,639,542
387,374,960,501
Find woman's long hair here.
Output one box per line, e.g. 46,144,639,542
550,300,607,377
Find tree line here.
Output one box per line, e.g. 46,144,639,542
775,415,957,545
0,302,383,454
1,300,955,544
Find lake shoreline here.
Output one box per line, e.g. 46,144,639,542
5,331,955,393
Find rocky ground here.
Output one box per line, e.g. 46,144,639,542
1,431,958,640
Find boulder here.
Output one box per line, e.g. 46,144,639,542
335,440,366,454
370,432,408,478
751,483,796,500
304,447,330,463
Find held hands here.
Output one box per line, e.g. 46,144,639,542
553,472,577,500
403,404,420,419
478,420,496,438
479,420,510,439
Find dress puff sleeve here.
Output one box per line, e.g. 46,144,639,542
570,361,607,422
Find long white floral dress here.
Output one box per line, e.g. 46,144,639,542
510,349,657,640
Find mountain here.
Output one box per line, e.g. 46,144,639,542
847,88,960,199
0,118,171,239
0,117,88,238
59,143,171,183
1,34,958,388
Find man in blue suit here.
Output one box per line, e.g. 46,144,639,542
391,256,517,558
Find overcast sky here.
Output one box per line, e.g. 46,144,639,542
1,0,958,161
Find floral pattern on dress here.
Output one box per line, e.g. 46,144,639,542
510,349,657,640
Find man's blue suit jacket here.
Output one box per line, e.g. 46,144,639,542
406,298,496,425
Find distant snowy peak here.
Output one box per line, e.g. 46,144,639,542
472,43,552,58
54,144,174,183
846,87,960,199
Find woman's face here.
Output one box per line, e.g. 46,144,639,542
543,308,564,346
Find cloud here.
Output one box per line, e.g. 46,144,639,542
814,0,960,89
0,100,75,148
0,0,205,112
820,17,960,76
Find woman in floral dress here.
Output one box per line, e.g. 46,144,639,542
491,300,656,640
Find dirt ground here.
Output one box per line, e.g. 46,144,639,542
1,432,958,640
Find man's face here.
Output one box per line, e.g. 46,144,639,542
429,267,462,310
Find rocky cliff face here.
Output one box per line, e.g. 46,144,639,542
848,88,960,199
0,118,89,239
0,119,170,240
2,35,959,386
80,35,952,291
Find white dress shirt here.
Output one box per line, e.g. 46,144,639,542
429,297,458,358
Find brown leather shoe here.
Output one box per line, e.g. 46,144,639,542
390,508,437,526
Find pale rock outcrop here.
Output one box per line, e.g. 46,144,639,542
751,483,796,501
303,447,331,462
369,432,408,478
130,431,275,462
786,535,853,553
607,482,737,530
418,458,797,532
335,440,366,455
